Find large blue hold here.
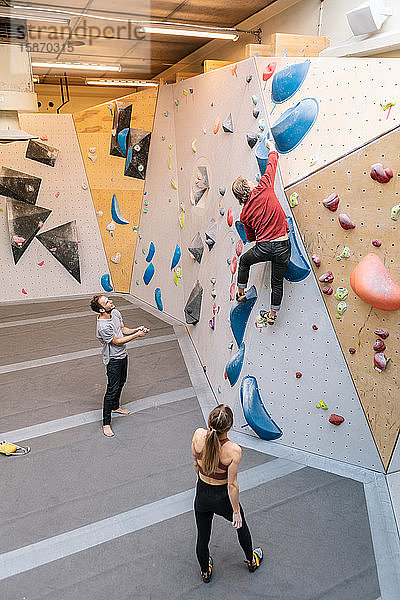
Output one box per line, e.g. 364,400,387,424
111,193,130,225
225,343,245,387
230,285,257,347
146,241,155,263
170,244,181,270
271,60,310,104
284,215,310,282
101,274,113,292
117,128,129,155
271,98,319,154
155,288,163,311
235,220,248,244
255,138,270,176
143,263,155,285
240,376,283,441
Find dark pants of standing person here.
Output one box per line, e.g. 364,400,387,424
194,478,253,573
237,239,291,311
103,356,128,425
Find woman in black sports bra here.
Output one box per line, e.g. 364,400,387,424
191,404,263,583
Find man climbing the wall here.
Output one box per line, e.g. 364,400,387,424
90,295,149,437
232,137,291,325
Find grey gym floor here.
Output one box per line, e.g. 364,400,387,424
0,295,393,599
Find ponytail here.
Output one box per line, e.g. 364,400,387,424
202,405,233,476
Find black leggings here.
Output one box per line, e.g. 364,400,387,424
194,477,253,572
103,356,128,425
237,239,291,310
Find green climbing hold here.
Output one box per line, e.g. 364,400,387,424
136,280,140,286
289,192,299,207
218,386,222,394
161,136,166,141
132,226,138,232
337,301,347,315
164,111,169,117
335,287,348,301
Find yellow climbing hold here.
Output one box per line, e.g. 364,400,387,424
173,265,182,286
170,178,178,190
168,155,172,170
316,401,328,410
183,89,188,96
192,139,197,153
179,203,185,228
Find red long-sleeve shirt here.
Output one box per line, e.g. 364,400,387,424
240,151,289,242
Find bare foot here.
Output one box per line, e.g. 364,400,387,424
112,408,130,415
103,425,114,437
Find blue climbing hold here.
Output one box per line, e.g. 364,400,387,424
230,285,257,347
143,263,155,285
284,215,311,282
255,138,270,176
155,288,163,311
146,241,155,263
240,376,283,441
235,220,248,244
101,274,113,292
271,98,319,154
271,60,310,104
170,244,181,270
117,127,129,155
225,342,245,387
111,193,130,225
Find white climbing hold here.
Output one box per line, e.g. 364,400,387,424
89,147,96,154
96,210,103,217
110,252,121,264
81,183,88,190
310,155,319,167
391,205,400,221
192,139,197,152
289,192,299,207
88,154,97,163
106,221,116,232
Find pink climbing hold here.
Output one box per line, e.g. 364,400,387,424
319,271,334,283
373,339,386,352
374,352,388,371
322,192,340,212
50,247,57,252
312,325,318,330
372,240,382,247
322,285,333,295
227,208,233,227
38,261,44,266
22,288,27,294
230,255,237,274
329,414,345,426
230,282,236,301
370,163,393,183
263,62,277,81
40,135,48,141
55,192,60,198
338,214,356,230
12,235,25,245
209,316,215,331
236,239,243,257
374,329,389,339
350,253,400,311
312,254,321,267
349,347,356,354
295,372,302,378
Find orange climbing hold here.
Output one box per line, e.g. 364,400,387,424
350,253,400,311
213,117,220,134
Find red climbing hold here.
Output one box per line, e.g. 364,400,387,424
374,328,389,339
227,208,233,227
230,255,237,274
38,261,44,266
349,347,356,354
263,62,277,81
350,253,400,311
296,372,302,378
370,163,393,183
312,254,321,267
312,325,318,330
236,239,243,257
224,371,228,380
319,271,334,283
329,414,345,426
322,192,340,212
373,339,386,352
322,285,333,295
55,192,60,198
230,282,236,301
22,288,27,294
372,240,382,247
338,213,356,230
374,352,388,371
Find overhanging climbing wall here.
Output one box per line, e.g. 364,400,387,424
74,87,158,293
255,57,400,187
285,127,400,470
0,114,108,302
132,58,386,471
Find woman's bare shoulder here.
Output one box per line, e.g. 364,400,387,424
193,427,207,440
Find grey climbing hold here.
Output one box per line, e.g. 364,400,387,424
211,290,217,298
219,186,226,196
222,113,234,133
252,95,258,105
210,277,216,285
227,258,231,265
246,75,252,83
188,232,204,263
258,118,266,131
184,280,203,325
252,108,260,119
205,221,217,249
247,133,258,149
219,208,225,216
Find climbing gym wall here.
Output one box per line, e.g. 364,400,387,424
131,58,385,472
74,87,158,293
255,57,400,186
0,114,108,302
285,127,400,471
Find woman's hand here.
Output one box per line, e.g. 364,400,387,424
232,510,242,529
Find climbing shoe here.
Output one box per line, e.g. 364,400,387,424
260,310,276,325
236,291,247,302
247,548,263,572
201,556,213,583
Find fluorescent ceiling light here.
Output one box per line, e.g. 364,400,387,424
86,79,158,87
32,62,121,72
137,25,238,40
0,6,70,24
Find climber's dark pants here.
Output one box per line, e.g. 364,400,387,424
237,239,291,310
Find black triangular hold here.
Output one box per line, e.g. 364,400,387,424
205,221,217,249
188,232,204,263
247,133,258,149
7,198,52,264
222,113,234,133
110,102,132,158
184,280,203,324
124,130,151,179
36,221,81,283
25,140,59,167
0,166,41,204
